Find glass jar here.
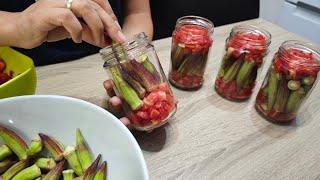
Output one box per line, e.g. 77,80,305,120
100,32,177,131
215,25,271,101
168,16,214,90
255,40,320,123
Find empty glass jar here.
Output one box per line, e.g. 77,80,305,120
169,16,214,90
255,40,320,123
100,32,177,131
215,25,271,101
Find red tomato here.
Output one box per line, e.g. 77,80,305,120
0,59,6,73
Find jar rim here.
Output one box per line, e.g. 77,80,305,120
230,25,272,47
277,40,320,71
176,15,214,34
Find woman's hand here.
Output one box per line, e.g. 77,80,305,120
103,80,132,129
2,0,125,49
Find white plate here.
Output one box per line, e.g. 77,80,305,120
0,95,149,180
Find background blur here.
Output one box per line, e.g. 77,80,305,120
150,0,320,45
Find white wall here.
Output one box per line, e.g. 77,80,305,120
260,0,285,23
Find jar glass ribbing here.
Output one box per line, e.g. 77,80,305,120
215,25,271,101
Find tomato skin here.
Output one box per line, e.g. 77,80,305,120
226,32,268,65
215,77,254,100
131,83,175,127
172,24,212,53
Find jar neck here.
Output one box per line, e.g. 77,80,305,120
175,15,214,35
100,32,149,67
229,25,271,49
278,40,320,66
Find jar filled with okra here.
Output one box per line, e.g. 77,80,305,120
169,16,214,90
100,32,177,131
255,40,320,123
215,25,271,101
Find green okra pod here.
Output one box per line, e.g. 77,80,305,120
62,169,75,180
287,80,301,91
273,77,290,112
222,53,245,82
63,146,83,176
302,76,315,86
93,161,107,180
12,164,41,180
39,133,64,161
0,159,17,174
139,54,161,82
171,43,186,69
0,125,28,160
110,66,143,110
236,60,255,88
2,159,30,180
76,129,92,172
285,87,305,113
27,139,43,156
0,144,13,161
267,69,280,111
42,160,65,180
120,69,146,99
35,158,56,170
83,154,101,180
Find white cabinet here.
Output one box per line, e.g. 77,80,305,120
277,0,320,45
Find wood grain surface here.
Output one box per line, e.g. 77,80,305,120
37,19,320,180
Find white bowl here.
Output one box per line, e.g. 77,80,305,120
0,95,149,180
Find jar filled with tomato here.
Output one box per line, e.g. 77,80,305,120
100,32,177,131
169,16,214,90
215,25,271,101
255,40,320,123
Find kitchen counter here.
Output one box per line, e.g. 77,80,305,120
37,18,320,179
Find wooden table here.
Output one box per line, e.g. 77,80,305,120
37,19,320,179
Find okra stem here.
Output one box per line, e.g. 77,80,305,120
83,154,101,180
285,88,305,113
222,54,245,82
27,139,43,156
139,54,161,82
63,146,83,176
172,43,186,69
287,80,301,91
273,77,290,112
0,144,13,161
267,69,280,111
302,76,315,86
0,125,28,160
35,158,56,170
12,164,41,180
236,60,255,88
120,69,146,99
39,133,64,161
42,160,65,180
93,161,107,180
110,66,143,110
62,169,75,180
2,159,30,180
76,129,92,172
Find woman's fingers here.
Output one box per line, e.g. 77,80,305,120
46,27,70,42
72,0,105,46
91,0,117,21
90,2,126,43
107,96,123,116
119,117,132,129
47,8,82,43
103,80,116,97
